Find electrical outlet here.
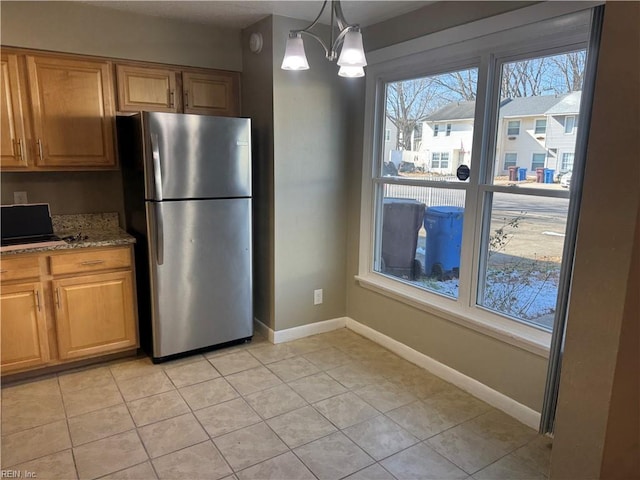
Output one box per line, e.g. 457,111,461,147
314,289,323,305
13,191,28,204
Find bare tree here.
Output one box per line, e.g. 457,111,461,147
386,78,442,151
432,69,478,101
501,58,550,97
549,50,586,93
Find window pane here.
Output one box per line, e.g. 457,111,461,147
534,119,547,134
504,153,517,168
507,121,521,135
491,50,586,189
376,185,466,299
532,153,546,170
382,67,478,179
478,192,569,330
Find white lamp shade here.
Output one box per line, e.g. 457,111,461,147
338,65,365,78
281,34,309,70
337,30,367,67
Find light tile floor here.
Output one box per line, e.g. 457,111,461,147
1,329,552,479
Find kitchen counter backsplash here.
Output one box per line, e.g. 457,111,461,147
52,212,120,232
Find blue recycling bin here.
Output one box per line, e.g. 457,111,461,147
518,168,527,181
423,206,464,279
544,168,555,183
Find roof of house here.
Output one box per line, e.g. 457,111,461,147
425,101,476,121
424,92,582,122
545,91,582,115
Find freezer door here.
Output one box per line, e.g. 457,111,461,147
143,112,251,200
146,199,252,358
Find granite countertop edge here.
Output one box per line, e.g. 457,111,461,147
1,228,136,256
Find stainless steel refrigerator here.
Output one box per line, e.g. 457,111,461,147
118,112,253,362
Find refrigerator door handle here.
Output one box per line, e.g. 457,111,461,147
150,133,163,201
156,203,164,266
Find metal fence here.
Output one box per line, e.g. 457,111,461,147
384,181,465,208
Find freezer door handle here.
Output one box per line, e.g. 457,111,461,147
150,133,163,201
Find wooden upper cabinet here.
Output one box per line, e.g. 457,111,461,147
183,70,239,116
116,64,179,113
26,55,116,168
1,53,30,169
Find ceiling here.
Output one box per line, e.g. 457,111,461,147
82,1,433,29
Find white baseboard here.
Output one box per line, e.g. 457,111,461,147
253,317,347,345
253,318,273,342
273,317,347,344
345,317,541,430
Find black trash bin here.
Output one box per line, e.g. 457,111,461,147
381,198,426,280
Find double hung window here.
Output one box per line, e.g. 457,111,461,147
358,7,595,348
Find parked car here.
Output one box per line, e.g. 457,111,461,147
560,171,572,188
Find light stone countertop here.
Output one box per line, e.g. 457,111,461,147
1,213,135,256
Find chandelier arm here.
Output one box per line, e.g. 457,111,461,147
330,25,355,53
291,0,329,35
298,30,331,59
332,0,350,31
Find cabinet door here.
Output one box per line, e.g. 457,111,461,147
116,65,179,113
54,271,137,360
1,53,30,169
1,282,49,373
26,55,116,168
182,70,240,116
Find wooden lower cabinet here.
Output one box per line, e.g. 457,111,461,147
0,282,50,373
0,246,138,375
54,270,137,360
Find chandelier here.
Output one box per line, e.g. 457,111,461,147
281,0,368,77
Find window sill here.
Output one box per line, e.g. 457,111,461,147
355,273,551,358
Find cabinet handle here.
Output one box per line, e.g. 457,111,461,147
14,139,22,160
80,260,105,266
35,290,41,312
168,89,174,108
0,269,7,274
37,139,44,162
184,91,189,107
55,288,61,308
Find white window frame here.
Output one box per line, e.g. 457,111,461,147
357,4,595,356
507,120,521,136
564,115,576,134
535,119,547,135
446,123,452,136
433,124,440,136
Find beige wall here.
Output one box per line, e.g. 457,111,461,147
241,18,276,329
1,1,243,226
0,1,241,70
271,16,350,330
551,2,640,478
241,15,354,331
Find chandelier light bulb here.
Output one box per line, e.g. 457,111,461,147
337,29,367,67
338,65,365,78
281,34,310,70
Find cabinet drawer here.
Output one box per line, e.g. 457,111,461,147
0,255,41,281
50,248,131,275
